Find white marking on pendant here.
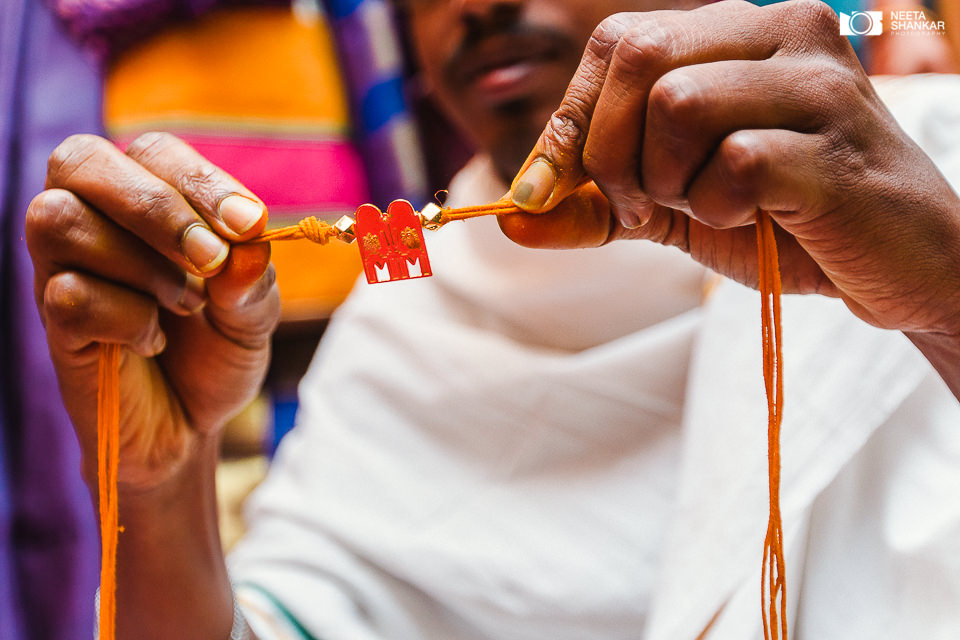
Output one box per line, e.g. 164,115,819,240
407,258,423,278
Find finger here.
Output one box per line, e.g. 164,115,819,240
46,134,231,276
43,271,166,360
203,243,279,349
628,57,833,215
686,128,834,230
125,133,276,336
157,247,279,433
606,202,835,297
508,0,776,213
26,189,206,320
587,43,811,227
498,181,614,249
124,132,268,242
685,125,885,297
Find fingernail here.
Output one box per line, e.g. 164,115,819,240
619,197,656,230
619,211,644,229
178,273,206,313
151,329,167,355
219,195,265,235
183,224,228,273
511,159,556,210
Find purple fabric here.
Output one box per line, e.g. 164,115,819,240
48,0,298,60
0,0,101,637
325,0,429,207
50,0,216,59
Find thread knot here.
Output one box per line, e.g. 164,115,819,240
298,217,334,244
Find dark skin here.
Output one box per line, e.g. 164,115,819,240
23,0,960,638
402,0,700,179
499,0,960,398
28,132,275,639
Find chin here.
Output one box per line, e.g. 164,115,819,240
482,101,557,179
488,133,538,182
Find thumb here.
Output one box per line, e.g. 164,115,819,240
204,243,279,348
507,15,632,212
500,181,613,249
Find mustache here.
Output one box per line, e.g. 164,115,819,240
442,21,575,83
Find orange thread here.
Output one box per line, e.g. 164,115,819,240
251,216,336,243
245,205,524,244
757,210,787,640
91,202,523,638
95,203,788,640
439,202,523,223
97,343,121,640
244,203,525,246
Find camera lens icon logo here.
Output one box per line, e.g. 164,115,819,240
839,11,884,36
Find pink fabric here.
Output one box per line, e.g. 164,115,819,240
115,134,371,219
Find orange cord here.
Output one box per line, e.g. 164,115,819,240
95,203,788,640
97,343,121,640
757,210,787,640
245,202,525,243
251,216,337,243
438,201,523,223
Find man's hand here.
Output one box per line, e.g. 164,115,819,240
26,132,279,492
502,0,960,344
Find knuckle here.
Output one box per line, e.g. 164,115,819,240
47,134,107,185
791,0,839,31
25,189,82,248
589,13,636,58
44,272,92,330
719,131,770,189
543,103,590,158
25,189,68,234
124,131,176,162
806,62,862,121
175,164,223,201
823,132,867,192
129,182,179,225
649,71,705,127
821,64,860,96
616,23,673,75
786,0,843,47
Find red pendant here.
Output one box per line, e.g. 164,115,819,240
355,199,433,284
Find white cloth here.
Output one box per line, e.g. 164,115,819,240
229,74,960,640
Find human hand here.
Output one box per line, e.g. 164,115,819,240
502,0,960,341
26,132,279,492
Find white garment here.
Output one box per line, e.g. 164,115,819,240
229,74,960,640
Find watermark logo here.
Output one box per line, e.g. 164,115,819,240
839,11,884,36
889,10,947,35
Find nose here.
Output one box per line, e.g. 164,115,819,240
454,0,524,26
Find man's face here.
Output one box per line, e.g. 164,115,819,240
403,0,700,179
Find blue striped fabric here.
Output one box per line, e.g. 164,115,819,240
324,0,428,208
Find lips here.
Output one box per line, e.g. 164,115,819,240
446,31,567,105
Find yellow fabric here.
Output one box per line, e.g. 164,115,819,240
105,7,350,134
104,6,364,320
